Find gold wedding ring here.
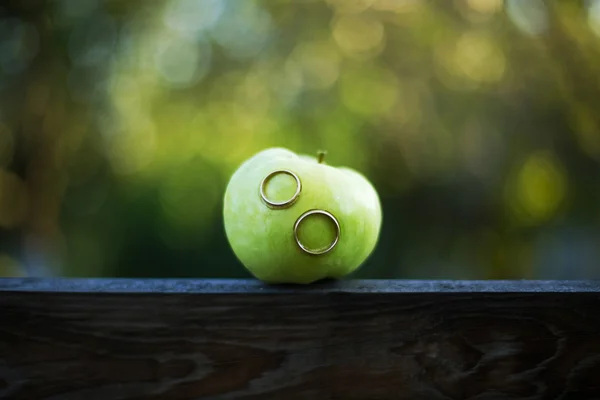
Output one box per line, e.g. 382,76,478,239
259,169,302,209
293,209,340,255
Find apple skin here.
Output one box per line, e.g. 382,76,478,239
223,147,382,284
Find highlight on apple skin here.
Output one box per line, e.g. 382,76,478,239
223,147,382,284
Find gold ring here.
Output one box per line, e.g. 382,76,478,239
293,209,340,255
259,169,302,209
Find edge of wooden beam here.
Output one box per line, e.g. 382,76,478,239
1,278,599,293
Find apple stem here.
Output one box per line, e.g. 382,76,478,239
317,150,327,164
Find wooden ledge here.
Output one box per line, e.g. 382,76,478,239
1,277,600,293
1,278,600,399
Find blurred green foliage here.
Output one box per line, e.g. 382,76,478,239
1,0,600,279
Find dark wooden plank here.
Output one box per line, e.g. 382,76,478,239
1,279,600,399
1,278,600,293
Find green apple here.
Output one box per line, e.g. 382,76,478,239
223,147,382,284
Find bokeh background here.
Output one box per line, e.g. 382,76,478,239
1,0,600,279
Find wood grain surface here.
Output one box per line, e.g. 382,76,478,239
1,278,600,399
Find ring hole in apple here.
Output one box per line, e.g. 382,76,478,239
260,169,302,209
293,209,340,255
